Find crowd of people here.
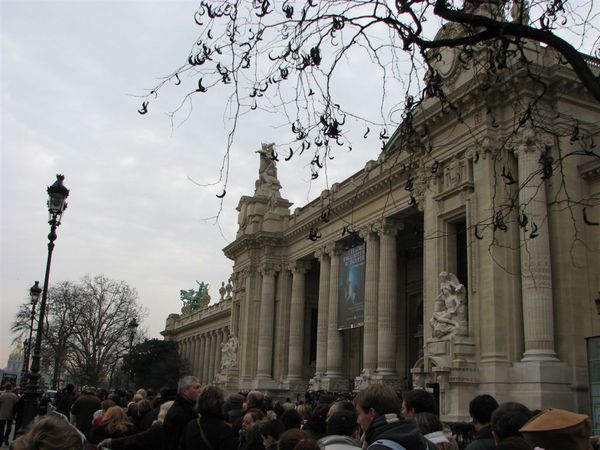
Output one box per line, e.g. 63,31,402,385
0,378,597,450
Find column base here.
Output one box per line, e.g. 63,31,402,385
252,377,280,391
283,378,308,394
521,349,560,362
511,360,571,409
321,376,349,392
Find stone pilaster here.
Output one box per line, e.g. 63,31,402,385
376,219,400,376
191,336,199,377
314,247,330,378
360,229,379,379
198,334,206,383
324,243,347,390
286,261,311,385
515,129,558,362
255,263,279,380
202,333,210,383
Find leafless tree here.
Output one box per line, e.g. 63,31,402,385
12,275,146,388
140,0,600,248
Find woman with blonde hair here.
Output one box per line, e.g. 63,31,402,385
88,406,135,445
11,417,83,450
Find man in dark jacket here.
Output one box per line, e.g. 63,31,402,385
55,383,76,418
465,394,499,450
163,376,201,450
70,386,101,438
355,384,436,450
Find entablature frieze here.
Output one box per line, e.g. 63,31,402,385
223,232,284,260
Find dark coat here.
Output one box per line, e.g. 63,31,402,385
55,391,76,418
70,394,101,438
465,426,496,450
110,421,167,450
365,415,437,450
163,394,197,450
180,414,237,450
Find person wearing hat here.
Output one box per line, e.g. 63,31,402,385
520,408,593,450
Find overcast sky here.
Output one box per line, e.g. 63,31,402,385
2,0,597,368
0,0,385,365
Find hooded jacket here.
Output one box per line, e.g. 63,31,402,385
319,434,362,450
364,414,437,450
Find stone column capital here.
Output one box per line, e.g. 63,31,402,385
314,246,330,260
326,242,343,257
359,227,379,242
378,218,403,236
288,260,311,274
259,262,280,276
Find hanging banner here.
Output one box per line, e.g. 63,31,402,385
338,243,366,330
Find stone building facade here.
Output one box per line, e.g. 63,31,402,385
162,37,600,420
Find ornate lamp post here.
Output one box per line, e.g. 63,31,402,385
20,175,69,432
127,317,139,388
21,282,42,387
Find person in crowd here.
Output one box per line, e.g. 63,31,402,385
279,429,308,450
138,387,177,431
293,437,323,450
401,389,437,420
88,405,136,445
180,385,237,450
520,408,593,450
355,384,436,450
0,383,19,446
413,412,453,450
133,399,152,428
134,389,147,400
239,409,266,450
163,376,201,450
401,389,457,449
465,394,499,450
327,401,355,423
281,408,303,430
70,386,101,438
245,391,266,413
226,393,245,424
98,400,174,450
318,409,361,450
302,403,329,439
259,419,285,450
297,404,312,426
10,416,83,450
92,399,116,427
490,402,534,448
55,383,76,418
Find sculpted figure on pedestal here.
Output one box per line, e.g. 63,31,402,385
256,143,282,195
220,335,239,371
430,272,468,338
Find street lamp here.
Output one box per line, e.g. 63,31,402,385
20,174,69,432
127,317,139,387
21,282,42,387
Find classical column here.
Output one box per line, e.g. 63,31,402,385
326,244,343,378
191,336,199,377
198,334,207,383
361,229,380,375
516,129,558,361
208,331,217,382
286,261,310,380
315,247,331,376
377,219,400,375
256,263,278,379
202,333,210,383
